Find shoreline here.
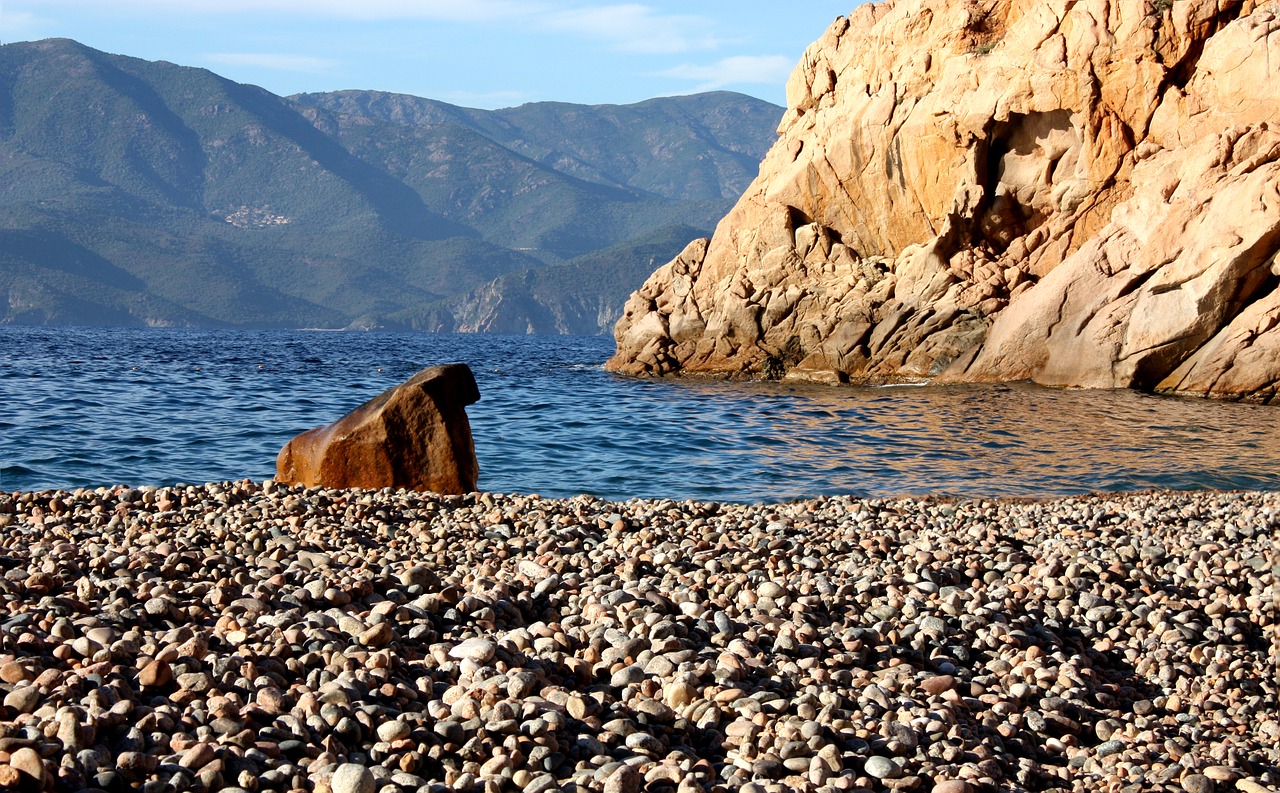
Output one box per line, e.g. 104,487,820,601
0,483,1276,792
7,480,1280,508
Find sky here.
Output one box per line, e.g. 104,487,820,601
0,1,860,109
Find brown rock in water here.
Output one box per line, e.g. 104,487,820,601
276,364,480,493
606,0,1280,403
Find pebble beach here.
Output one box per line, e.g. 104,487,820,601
0,483,1276,793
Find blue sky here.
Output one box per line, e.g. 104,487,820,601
0,1,858,109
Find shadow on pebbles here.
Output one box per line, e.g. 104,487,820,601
0,483,1276,793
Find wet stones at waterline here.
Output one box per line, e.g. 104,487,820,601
276,363,480,494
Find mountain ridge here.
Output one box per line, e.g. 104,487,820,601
0,38,782,332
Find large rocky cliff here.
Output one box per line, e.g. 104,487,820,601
606,0,1280,403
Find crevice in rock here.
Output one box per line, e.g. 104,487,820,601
972,111,1075,255
1132,244,1279,389
960,0,1007,55
786,206,814,243
885,134,908,190
1123,331,1203,363
971,118,1004,245
1129,332,1206,388
1226,243,1280,319
1163,38,1207,93
1113,268,1158,301
1164,2,1250,83
761,335,807,380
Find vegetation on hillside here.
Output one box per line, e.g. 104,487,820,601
0,39,782,331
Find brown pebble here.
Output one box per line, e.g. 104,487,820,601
139,659,172,688
358,622,393,647
8,747,44,784
256,687,285,714
3,685,40,714
1203,767,1240,782
23,573,52,594
1183,774,1216,793
920,675,956,696
180,742,216,769
0,662,30,684
116,752,149,772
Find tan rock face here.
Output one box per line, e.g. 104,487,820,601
606,0,1280,403
276,364,480,493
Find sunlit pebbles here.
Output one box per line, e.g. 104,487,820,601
0,483,1276,792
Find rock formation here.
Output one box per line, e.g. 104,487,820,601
276,364,480,493
607,0,1280,403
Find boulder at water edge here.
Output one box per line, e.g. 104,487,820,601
276,363,480,493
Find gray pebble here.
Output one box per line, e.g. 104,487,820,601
864,755,902,779
330,763,375,793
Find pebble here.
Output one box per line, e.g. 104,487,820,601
330,763,375,793
610,665,648,687
138,658,172,687
604,764,642,793
376,720,411,743
449,637,496,663
8,747,45,784
0,662,29,683
1204,766,1240,781
1182,774,1216,793
0,483,1274,793
179,742,215,769
1096,739,1126,757
624,731,664,756
865,755,903,779
2,685,39,713
758,581,787,598
920,674,955,695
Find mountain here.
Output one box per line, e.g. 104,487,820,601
0,39,782,331
387,224,706,335
607,0,1280,403
291,90,781,204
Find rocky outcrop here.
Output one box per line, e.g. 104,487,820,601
276,364,480,493
607,0,1280,403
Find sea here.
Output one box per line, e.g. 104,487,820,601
2,325,1278,503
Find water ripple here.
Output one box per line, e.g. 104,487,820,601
2,326,1280,501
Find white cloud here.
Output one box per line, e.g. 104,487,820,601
542,4,718,54
659,54,793,91
23,0,542,23
0,7,43,38
206,52,338,73
18,1,720,52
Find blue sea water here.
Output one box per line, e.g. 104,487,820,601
2,325,1278,502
